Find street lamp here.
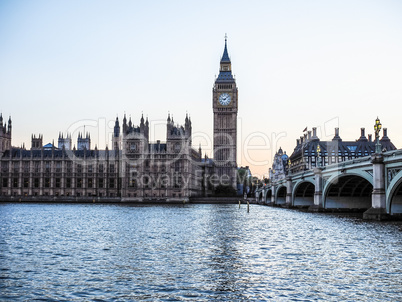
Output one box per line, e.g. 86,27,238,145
374,117,382,153
317,144,321,167
288,159,291,175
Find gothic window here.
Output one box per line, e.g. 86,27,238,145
2,162,8,172
55,162,61,173
77,178,82,188
34,178,39,188
66,178,71,188
24,178,29,188
55,178,61,188
143,176,150,189
174,173,181,188
175,161,181,172
129,178,137,188
160,175,168,188
44,178,50,188
88,178,93,188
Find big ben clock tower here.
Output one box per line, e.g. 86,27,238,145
213,36,238,189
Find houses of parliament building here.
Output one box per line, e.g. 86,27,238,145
0,38,239,201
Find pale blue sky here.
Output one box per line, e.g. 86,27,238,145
1,0,402,177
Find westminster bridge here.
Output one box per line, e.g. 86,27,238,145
255,149,402,220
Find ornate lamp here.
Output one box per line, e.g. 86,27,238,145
374,117,382,153
288,159,291,175
317,144,321,167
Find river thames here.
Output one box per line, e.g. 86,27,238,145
0,203,401,301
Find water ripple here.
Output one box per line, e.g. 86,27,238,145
0,203,401,301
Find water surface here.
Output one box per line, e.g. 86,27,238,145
0,203,401,301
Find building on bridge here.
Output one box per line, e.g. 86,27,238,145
269,147,289,182
256,123,402,219
288,127,396,174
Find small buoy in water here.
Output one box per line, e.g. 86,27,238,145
247,201,250,213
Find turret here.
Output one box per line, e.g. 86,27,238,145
128,116,132,129
0,114,11,153
167,114,192,152
77,132,91,150
113,116,120,150
7,116,11,133
122,114,127,134
31,134,43,150
58,132,72,150
114,117,120,138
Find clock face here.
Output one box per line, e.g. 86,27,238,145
219,93,231,106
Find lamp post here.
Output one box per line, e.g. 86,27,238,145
317,145,321,167
288,159,291,175
374,117,382,154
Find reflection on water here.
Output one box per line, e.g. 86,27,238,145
0,203,401,301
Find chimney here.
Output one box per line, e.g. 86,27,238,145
368,134,372,142
333,127,341,141
381,128,390,142
297,139,300,145
300,136,304,144
311,127,319,141
308,131,311,140
359,128,368,141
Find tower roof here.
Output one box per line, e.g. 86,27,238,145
220,36,230,63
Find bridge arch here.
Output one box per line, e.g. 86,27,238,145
275,185,287,205
386,170,402,214
292,180,315,207
265,189,272,204
323,173,373,210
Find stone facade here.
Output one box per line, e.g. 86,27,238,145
0,115,205,201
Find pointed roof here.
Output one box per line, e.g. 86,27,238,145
220,36,230,63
